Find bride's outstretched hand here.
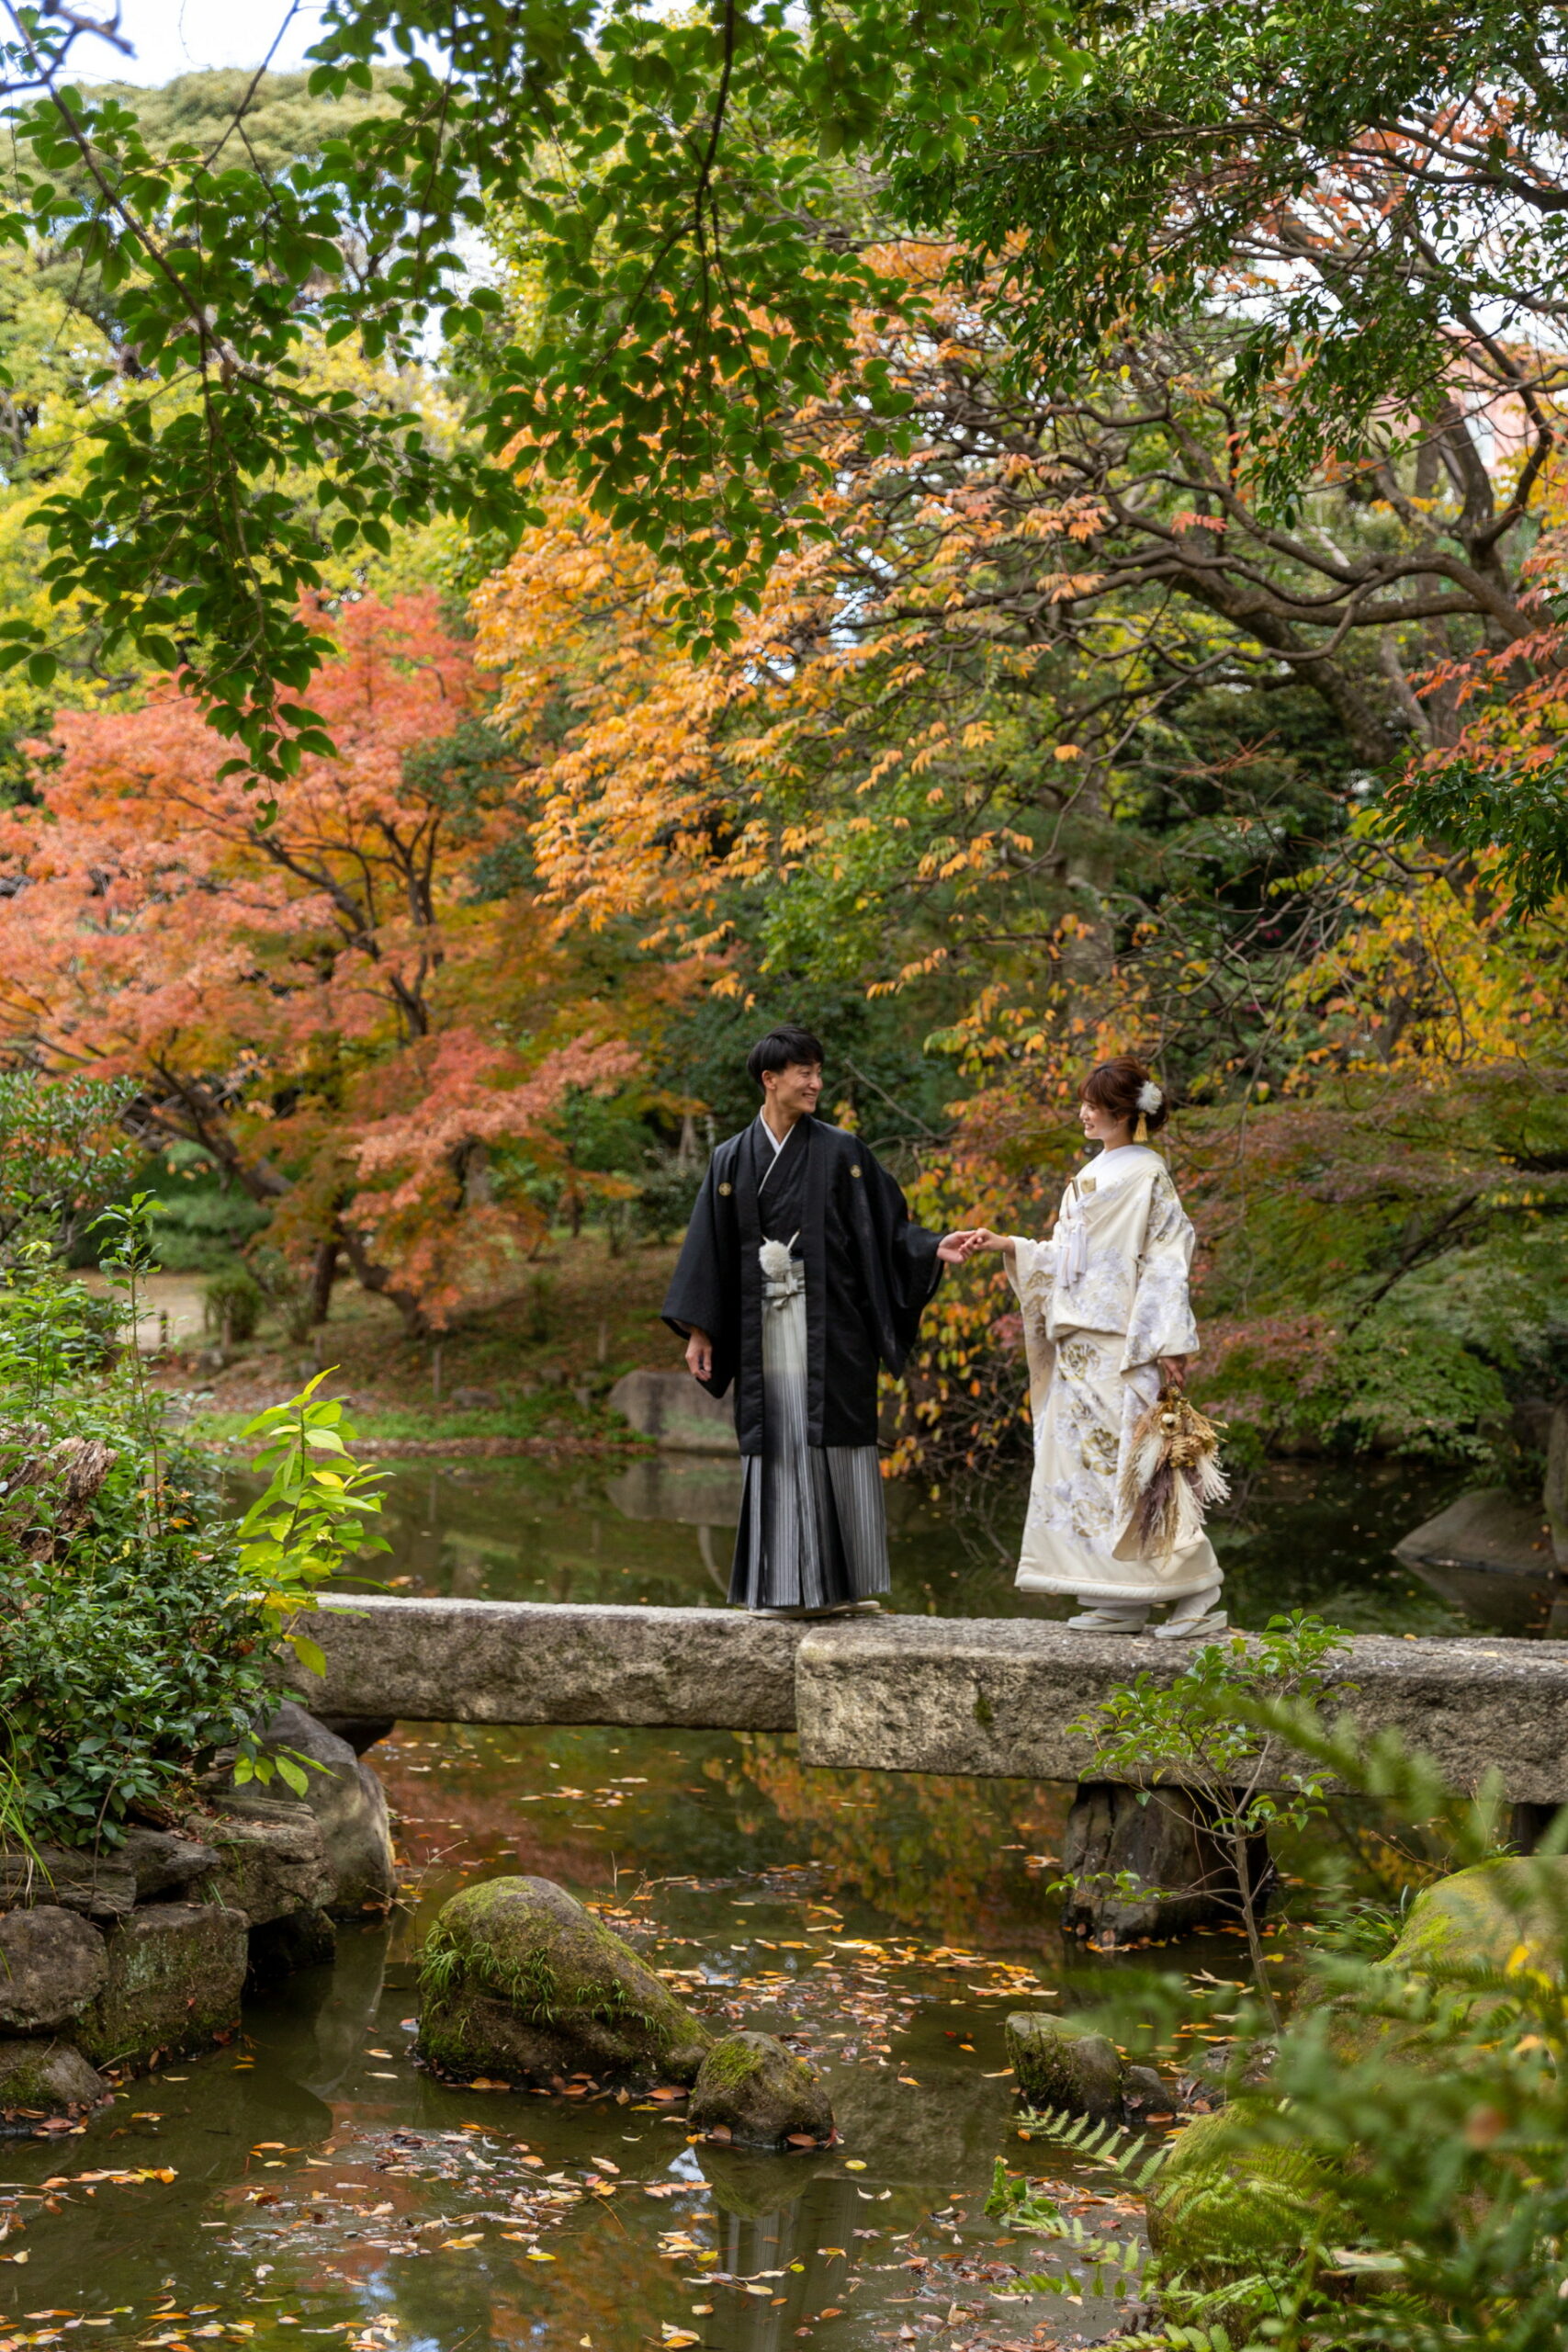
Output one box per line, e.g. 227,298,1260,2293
963,1227,1012,1255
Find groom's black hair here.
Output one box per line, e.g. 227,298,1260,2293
747,1024,825,1086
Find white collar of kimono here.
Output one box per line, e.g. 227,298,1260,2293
756,1109,788,1158
1059,1145,1156,1283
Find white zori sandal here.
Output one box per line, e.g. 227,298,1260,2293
1066,1603,1150,1634
1151,1583,1227,1641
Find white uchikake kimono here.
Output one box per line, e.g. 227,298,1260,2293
1007,1145,1221,1605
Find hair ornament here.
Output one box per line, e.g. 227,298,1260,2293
1137,1080,1164,1114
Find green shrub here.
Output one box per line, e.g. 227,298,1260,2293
203,1267,264,1345
0,1228,384,1847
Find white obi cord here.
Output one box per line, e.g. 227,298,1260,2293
759,1234,804,1313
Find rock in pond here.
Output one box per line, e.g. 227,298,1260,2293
257,1702,397,1917
688,2031,833,2148
74,1903,248,2074
0,1905,107,2032
0,2038,107,2121
197,1793,334,1926
1006,2012,1123,2124
418,1876,714,2088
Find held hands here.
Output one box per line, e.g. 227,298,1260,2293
934,1227,1013,1264
684,1328,715,1383
1157,1354,1193,1389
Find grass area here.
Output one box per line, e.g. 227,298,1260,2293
153,1229,684,1450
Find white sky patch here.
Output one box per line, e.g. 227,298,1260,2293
67,0,326,85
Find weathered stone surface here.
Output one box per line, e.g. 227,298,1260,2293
1006,2013,1122,2124
254,1704,396,1917
288,1599,1568,1801
796,1618,1568,1803
299,1598,798,1732
418,1875,715,2088
0,1849,135,1920
688,2031,833,2148
0,2037,107,2118
191,1797,333,1927
1062,1781,1270,1945
247,1906,338,1982
607,1369,739,1453
0,1905,107,2032
118,1827,220,1903
74,1904,248,2071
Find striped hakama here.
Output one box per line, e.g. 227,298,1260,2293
728,1217,889,1611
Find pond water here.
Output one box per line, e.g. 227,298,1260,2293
0,1450,1497,2348
4,1713,1253,2352
315,1450,1471,1634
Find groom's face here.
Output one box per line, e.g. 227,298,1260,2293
764,1060,823,1121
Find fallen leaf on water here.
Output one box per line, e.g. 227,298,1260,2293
468,2079,509,2091
442,2234,483,2249
525,2251,556,2263
818,2311,844,2321
784,2134,816,2148
649,2088,685,2102
842,2161,866,2172
589,2157,620,2174
690,2308,713,2317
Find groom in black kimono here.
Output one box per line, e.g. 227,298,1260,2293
662,1025,975,1614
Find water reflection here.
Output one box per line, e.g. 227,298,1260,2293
230,1449,1472,1633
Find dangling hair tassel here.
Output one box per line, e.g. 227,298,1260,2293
1134,1113,1149,1144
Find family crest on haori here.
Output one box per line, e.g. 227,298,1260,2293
967,1057,1227,1638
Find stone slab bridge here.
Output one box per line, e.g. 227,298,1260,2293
299,1598,1568,1805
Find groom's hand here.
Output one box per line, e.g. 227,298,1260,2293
685,1328,715,1382
936,1230,976,1264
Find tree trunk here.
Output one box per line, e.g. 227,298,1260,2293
310,1238,340,1327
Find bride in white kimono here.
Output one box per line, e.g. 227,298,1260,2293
965,1057,1224,1637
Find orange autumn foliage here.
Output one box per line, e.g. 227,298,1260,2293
0,594,639,1329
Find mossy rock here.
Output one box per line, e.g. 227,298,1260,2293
1328,1856,1568,2066
73,1904,247,2073
1390,1856,1568,1980
688,2031,833,2148
0,2038,107,2124
417,1875,714,2089
1148,2105,1354,2287
1006,2012,1122,2123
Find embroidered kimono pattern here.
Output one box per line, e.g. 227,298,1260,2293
1007,1147,1219,1604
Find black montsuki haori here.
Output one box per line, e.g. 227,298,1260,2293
662,1114,944,1454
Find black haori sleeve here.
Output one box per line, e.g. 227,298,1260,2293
844,1138,944,1376
661,1144,742,1398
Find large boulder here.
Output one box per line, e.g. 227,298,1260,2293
0,2038,107,2121
1385,1855,1568,1980
256,1703,397,1916
1007,2012,1123,2124
418,1876,715,2088
1062,1781,1270,1946
74,1903,248,2073
0,1906,107,2033
197,1796,334,1926
688,2031,833,2148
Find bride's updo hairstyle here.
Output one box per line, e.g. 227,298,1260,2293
1079,1055,1169,1137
